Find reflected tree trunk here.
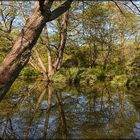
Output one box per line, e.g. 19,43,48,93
24,88,47,138
2,118,16,139
55,91,68,139
43,84,53,139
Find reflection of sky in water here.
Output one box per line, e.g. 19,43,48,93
0,85,140,139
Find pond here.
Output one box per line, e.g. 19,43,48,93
0,80,140,139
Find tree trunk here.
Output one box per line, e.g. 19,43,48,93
0,2,47,99
34,49,48,80
17,1,48,80
44,10,69,81
44,26,55,79
0,0,73,100
53,10,69,71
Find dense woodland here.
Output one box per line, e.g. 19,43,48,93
0,0,140,98
0,1,140,139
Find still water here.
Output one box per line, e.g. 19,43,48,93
0,80,140,139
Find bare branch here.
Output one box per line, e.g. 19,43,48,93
130,0,140,14
49,0,73,21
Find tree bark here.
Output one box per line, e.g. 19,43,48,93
44,10,70,81
0,0,73,101
17,1,48,80
53,10,69,71
34,49,48,79
44,26,54,79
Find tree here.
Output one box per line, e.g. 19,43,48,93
46,10,70,79
78,2,139,70
0,0,139,100
0,0,73,100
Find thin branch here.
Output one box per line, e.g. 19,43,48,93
123,3,136,14
112,0,125,16
130,0,140,14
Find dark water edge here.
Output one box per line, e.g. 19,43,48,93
0,80,140,139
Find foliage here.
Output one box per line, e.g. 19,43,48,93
126,52,140,88
0,31,12,62
0,1,139,90
110,74,128,87
20,66,40,81
52,70,67,84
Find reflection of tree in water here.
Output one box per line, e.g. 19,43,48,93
0,81,68,139
126,88,140,138
62,84,138,139
0,118,17,139
127,89,140,112
0,81,140,139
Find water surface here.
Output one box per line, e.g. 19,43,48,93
0,81,140,139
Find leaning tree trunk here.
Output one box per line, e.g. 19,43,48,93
0,1,47,99
0,0,73,101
